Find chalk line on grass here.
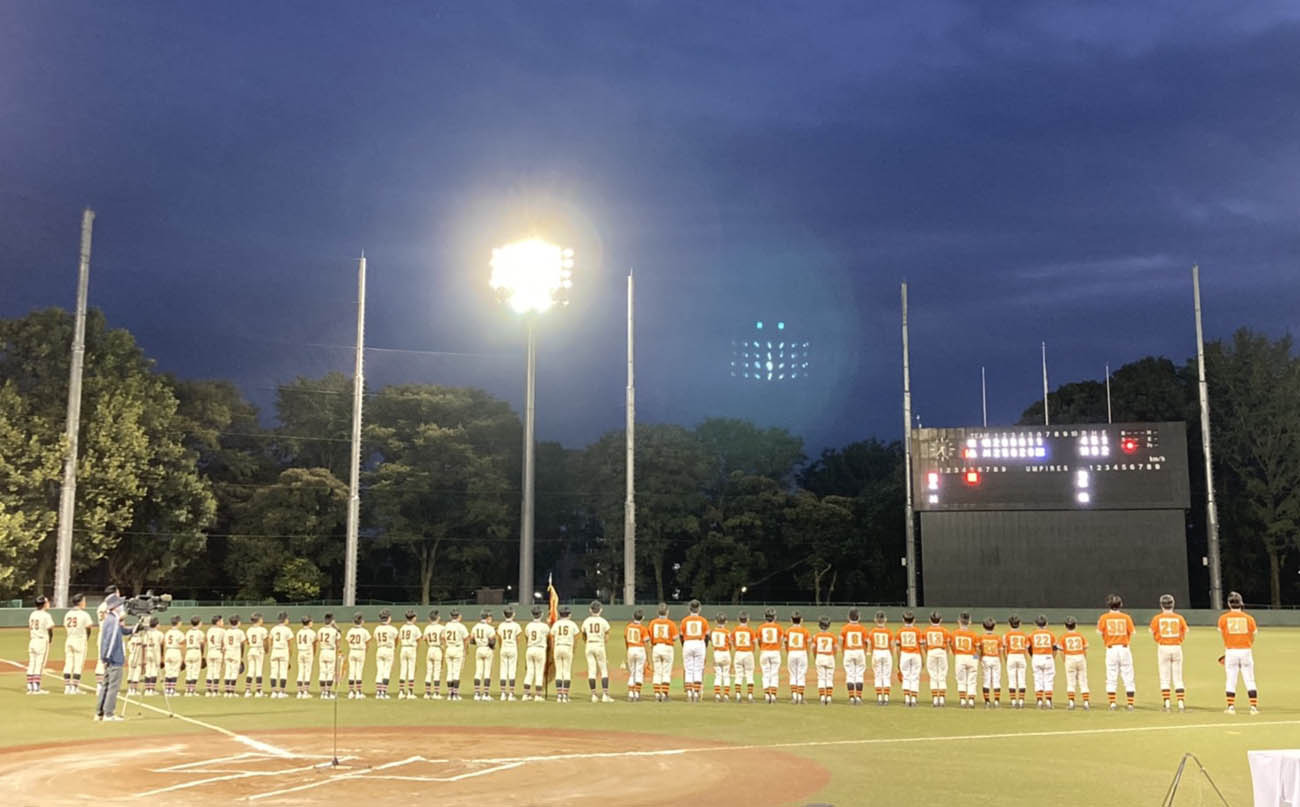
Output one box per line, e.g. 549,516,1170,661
1,657,296,758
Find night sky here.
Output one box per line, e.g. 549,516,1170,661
3,2,1298,454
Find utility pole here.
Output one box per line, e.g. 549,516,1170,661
1041,342,1050,426
519,319,537,606
343,254,366,608
54,209,94,608
901,282,917,608
623,272,636,606
1105,363,1113,424
981,365,988,428
1193,265,1223,610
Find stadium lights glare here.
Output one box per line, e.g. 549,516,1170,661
489,238,574,314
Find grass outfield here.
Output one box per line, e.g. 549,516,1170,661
1,622,1296,805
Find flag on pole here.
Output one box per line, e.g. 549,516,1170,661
547,573,559,625
544,573,558,691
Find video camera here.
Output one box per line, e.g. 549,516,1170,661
125,590,173,617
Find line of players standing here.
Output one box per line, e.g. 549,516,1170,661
24,591,1261,714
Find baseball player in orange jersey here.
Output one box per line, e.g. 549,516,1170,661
731,611,757,702
1097,594,1136,710
786,612,811,704
470,610,497,701
1029,615,1057,709
869,611,893,705
397,611,422,699
522,606,550,701
950,613,979,708
840,609,868,704
295,616,317,698
680,600,710,702
1219,591,1259,714
422,610,444,699
183,616,205,696
757,610,784,703
813,617,837,705
923,611,950,707
268,612,295,698
61,593,93,694
163,616,185,697
1149,594,1188,711
1003,615,1029,708
204,615,225,696
244,613,268,697
624,610,650,701
895,612,923,706
978,618,1003,707
648,603,679,702
345,613,371,699
1059,617,1090,710
710,614,733,701
496,607,522,700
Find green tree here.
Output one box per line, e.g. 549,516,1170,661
695,418,805,490
784,490,855,604
680,473,786,602
274,372,355,477
1018,357,1192,425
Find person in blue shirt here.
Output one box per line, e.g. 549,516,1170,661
95,594,140,722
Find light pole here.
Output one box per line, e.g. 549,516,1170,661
490,238,574,607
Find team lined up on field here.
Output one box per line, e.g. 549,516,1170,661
23,592,1261,713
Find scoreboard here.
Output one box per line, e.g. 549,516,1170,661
911,422,1190,511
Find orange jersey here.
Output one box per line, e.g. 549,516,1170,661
923,625,949,652
813,631,837,657
1029,628,1056,656
680,614,709,642
1149,613,1188,646
1003,629,1029,655
757,623,784,651
624,622,649,648
895,625,922,655
840,623,868,652
950,628,978,655
869,626,892,651
710,627,731,650
978,633,1004,657
731,624,757,652
1060,630,1088,656
647,617,678,645
1218,611,1257,649
785,624,811,652
1097,612,1135,647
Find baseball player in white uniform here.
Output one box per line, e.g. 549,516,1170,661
522,606,549,701
345,613,371,699
422,610,444,699
442,610,470,701
183,616,205,696
62,593,93,694
373,610,398,699
222,615,246,697
317,613,341,699
244,613,268,697
470,611,497,701
163,616,185,697
550,606,580,703
580,601,614,703
397,610,422,699
26,596,54,694
497,607,522,701
295,616,317,698
268,612,294,698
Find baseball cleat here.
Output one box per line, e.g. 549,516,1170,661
1126,704,1135,711
1177,701,1185,712
1224,706,1235,714
602,694,614,703
1250,706,1259,715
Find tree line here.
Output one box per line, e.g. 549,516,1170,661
1,309,1296,606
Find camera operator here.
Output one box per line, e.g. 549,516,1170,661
95,594,141,722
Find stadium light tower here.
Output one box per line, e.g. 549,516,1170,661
490,238,574,607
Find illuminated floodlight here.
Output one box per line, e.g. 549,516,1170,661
1077,491,1091,504
756,321,764,329
489,239,574,314
778,321,785,330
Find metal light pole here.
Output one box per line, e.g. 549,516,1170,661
1193,265,1224,610
53,208,94,608
343,253,366,608
980,365,988,428
901,282,917,608
1041,342,1050,426
623,271,636,606
489,239,573,608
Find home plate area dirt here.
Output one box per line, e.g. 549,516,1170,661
0,726,829,806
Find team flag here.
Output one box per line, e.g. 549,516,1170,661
544,573,559,690
547,574,559,625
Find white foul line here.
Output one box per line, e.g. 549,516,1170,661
1,656,295,758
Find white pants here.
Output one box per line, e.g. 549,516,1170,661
1031,654,1055,696
375,648,394,682
899,653,922,692
954,655,978,696
760,650,782,690
712,650,732,689
1156,645,1184,691
318,651,336,683
185,651,203,683
268,653,289,682
872,649,893,690
585,645,608,680
425,648,443,685
399,647,417,682
926,649,948,693
682,639,706,685
1065,655,1088,695
733,651,754,687
1006,654,1027,691
499,651,517,684
553,646,573,681
1105,645,1135,693
843,649,866,686
524,646,546,688
652,644,675,686
815,655,835,691
787,650,808,690
473,647,492,681
297,652,314,685
63,642,86,679
347,651,366,682
246,652,265,682
981,656,1002,691
445,651,464,684
1224,648,1255,693
626,646,646,687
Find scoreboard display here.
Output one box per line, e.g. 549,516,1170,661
911,422,1190,511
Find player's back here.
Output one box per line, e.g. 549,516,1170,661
206,626,225,652
1003,629,1029,655
1219,611,1256,648
680,614,709,642
423,622,444,647
297,627,318,650
841,623,868,652
1029,628,1055,655
443,622,468,648
399,623,422,647
374,624,397,648
1151,613,1188,645
246,625,268,650
813,631,837,656
978,633,1002,657
271,625,294,652
550,618,578,647
346,626,370,649
896,625,922,654
924,625,949,651
318,625,340,650
786,625,811,652
185,628,205,651
732,624,757,652
869,626,892,651
758,622,784,652
580,615,610,645
165,628,185,651
63,609,90,639
648,617,677,645
525,620,549,648
497,620,522,648
1060,631,1087,655
470,621,495,647
950,628,977,655
710,626,731,650
1097,612,1135,645
28,610,52,641
625,622,649,648
224,627,245,653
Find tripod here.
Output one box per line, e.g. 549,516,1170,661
1162,752,1231,806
